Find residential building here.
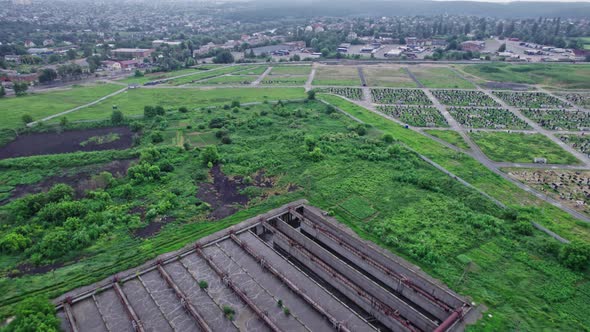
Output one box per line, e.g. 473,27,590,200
111,48,153,59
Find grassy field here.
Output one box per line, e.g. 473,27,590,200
0,83,122,130
313,65,360,86
234,65,269,75
192,75,257,85
49,87,305,123
167,65,257,85
119,68,213,85
269,65,312,76
470,132,581,164
363,66,417,88
424,129,471,150
1,80,589,331
410,67,475,89
463,63,590,89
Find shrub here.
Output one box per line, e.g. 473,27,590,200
309,147,324,161
559,241,590,271
209,117,226,129
231,100,240,108
221,136,232,144
202,146,220,165
22,114,33,124
382,134,395,143
513,221,534,236
130,121,144,132
111,110,124,124
151,132,164,143
4,297,60,332
198,280,208,289
158,159,175,172
307,90,316,100
222,305,235,320
178,106,188,113
283,307,291,316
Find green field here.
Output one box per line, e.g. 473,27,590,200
463,63,590,89
470,132,581,164
363,66,418,88
49,87,305,123
234,65,269,75
0,83,122,130
313,66,360,86
424,129,471,150
270,65,312,75
1,66,590,332
410,67,475,89
167,65,257,85
193,75,257,85
119,67,212,85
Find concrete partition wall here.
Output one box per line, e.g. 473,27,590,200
274,219,437,331
300,207,466,309
272,231,414,332
300,220,450,322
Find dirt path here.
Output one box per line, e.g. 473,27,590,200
251,66,272,86
404,67,425,88
28,87,128,126
305,66,316,92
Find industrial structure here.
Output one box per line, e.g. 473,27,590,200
55,200,476,331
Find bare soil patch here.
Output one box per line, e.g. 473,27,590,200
1,159,135,204
196,164,275,220
133,216,176,239
0,127,134,159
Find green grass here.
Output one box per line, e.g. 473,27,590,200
338,195,376,220
119,68,211,85
270,65,312,76
50,87,305,123
193,75,257,85
313,66,360,86
2,87,590,332
463,63,590,89
0,83,122,130
234,66,269,75
363,66,417,88
168,66,257,85
424,129,470,150
470,132,581,165
410,67,475,89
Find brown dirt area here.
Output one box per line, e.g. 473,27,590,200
0,127,134,159
1,159,135,204
196,164,276,220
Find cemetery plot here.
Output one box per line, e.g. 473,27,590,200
493,91,571,108
521,108,590,130
558,93,590,108
409,67,475,89
560,134,590,156
315,87,363,100
449,107,530,130
362,66,417,88
431,90,499,106
506,168,590,215
313,66,360,86
470,131,581,164
269,65,312,76
370,88,432,105
377,105,449,127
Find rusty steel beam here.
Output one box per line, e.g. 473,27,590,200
156,264,212,332
434,307,465,332
264,221,419,332
195,248,284,332
63,300,80,332
112,282,146,332
291,209,453,313
230,233,352,332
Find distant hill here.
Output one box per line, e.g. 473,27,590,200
233,0,590,19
